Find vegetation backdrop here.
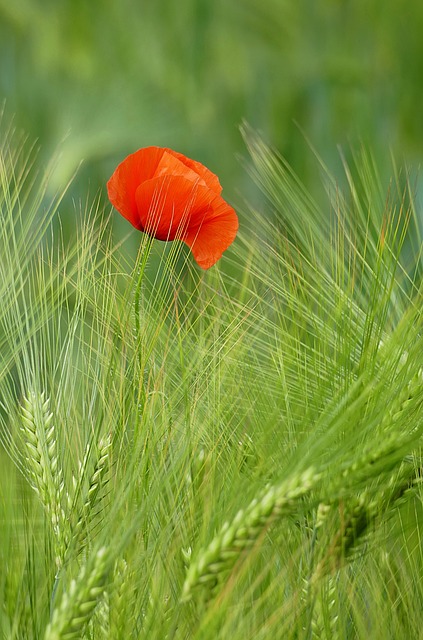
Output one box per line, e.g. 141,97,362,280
0,2,423,639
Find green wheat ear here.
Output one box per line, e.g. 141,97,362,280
182,467,320,603
69,433,112,550
311,367,423,582
109,559,131,638
20,390,69,564
312,460,421,584
303,575,339,640
44,546,110,640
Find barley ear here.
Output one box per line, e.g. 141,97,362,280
20,391,68,564
304,575,339,640
44,546,110,640
70,434,112,549
182,467,319,602
109,559,131,638
311,369,423,581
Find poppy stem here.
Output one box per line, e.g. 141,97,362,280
133,236,154,347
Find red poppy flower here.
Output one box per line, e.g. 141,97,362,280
107,146,238,269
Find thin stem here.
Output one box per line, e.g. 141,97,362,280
133,235,154,348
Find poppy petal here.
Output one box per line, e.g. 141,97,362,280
134,174,212,241
183,196,239,269
165,149,222,195
153,151,207,187
107,147,165,225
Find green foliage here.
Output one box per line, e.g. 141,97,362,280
2,0,423,206
1,123,423,639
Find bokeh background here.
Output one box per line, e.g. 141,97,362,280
1,0,423,240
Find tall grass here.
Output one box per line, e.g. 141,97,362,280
0,122,422,639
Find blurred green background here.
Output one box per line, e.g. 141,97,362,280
1,0,423,232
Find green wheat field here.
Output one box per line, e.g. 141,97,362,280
1,2,423,639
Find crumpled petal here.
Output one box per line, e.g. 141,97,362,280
183,195,239,269
166,149,222,195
